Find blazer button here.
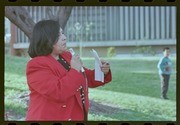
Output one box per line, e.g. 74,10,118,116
79,86,82,89
62,105,66,108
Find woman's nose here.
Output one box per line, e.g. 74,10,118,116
63,34,67,40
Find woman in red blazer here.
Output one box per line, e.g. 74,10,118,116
26,20,112,121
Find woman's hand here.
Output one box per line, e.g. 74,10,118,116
70,55,82,72
100,60,110,75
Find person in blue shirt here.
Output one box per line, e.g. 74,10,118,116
157,47,172,99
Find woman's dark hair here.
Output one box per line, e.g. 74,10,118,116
28,20,60,58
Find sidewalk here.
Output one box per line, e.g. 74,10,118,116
115,53,176,59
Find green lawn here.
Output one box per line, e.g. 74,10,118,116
4,55,176,121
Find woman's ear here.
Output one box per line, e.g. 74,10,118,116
52,43,57,48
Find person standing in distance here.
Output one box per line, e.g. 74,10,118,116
26,20,112,121
157,47,173,99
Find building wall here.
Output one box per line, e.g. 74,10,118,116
13,6,176,56
66,6,176,42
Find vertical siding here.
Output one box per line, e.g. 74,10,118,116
150,7,155,39
134,7,139,40
119,7,124,41
124,7,129,40
15,6,176,45
161,7,165,39
129,7,134,40
171,7,176,39
155,7,160,39
165,7,170,39
140,7,144,40
145,7,149,39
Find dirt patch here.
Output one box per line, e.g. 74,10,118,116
5,97,122,120
89,100,123,115
5,110,25,121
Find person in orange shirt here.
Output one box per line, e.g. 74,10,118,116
26,20,112,121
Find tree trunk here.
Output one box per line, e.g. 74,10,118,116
5,6,35,39
5,6,73,40
46,6,73,30
10,23,16,56
57,7,73,30
5,6,73,56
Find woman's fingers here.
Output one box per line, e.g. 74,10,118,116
101,62,110,75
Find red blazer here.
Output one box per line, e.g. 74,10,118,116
26,51,112,121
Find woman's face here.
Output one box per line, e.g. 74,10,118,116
52,28,67,55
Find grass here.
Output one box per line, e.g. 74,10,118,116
4,55,176,121
88,89,176,121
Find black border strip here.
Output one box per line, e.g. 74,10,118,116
1,0,179,125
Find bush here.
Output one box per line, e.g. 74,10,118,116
132,46,156,55
107,47,116,57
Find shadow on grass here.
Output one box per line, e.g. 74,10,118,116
5,86,26,92
5,103,27,121
89,100,168,121
5,99,169,121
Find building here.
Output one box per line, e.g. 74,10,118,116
10,6,176,57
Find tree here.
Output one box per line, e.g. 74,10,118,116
5,6,73,40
